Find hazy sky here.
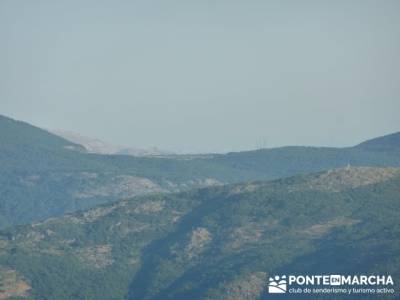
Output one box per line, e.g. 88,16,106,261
1,1,399,153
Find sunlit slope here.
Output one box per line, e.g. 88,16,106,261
0,167,398,299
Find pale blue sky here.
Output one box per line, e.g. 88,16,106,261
1,1,399,153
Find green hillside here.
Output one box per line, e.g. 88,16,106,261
0,167,398,299
1,114,400,229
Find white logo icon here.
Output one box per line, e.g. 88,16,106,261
268,275,287,293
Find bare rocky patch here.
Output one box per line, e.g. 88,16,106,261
228,183,260,196
14,231,46,247
77,245,114,268
228,221,278,250
185,227,212,258
108,220,150,237
0,240,8,250
83,206,117,222
133,201,165,214
19,174,41,187
0,269,30,300
73,175,165,199
302,218,360,237
229,225,263,249
296,167,400,192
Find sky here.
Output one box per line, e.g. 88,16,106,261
1,0,399,153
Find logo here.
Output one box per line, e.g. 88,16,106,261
266,274,395,296
268,275,287,293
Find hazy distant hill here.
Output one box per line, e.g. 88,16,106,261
0,167,398,299
355,131,400,151
52,130,173,156
1,114,399,228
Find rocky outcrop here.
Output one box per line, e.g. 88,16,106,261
294,166,400,192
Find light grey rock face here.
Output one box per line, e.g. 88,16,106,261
19,175,41,187
52,130,172,156
185,227,212,259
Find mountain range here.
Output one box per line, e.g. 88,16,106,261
0,114,399,299
51,130,173,157
0,114,399,229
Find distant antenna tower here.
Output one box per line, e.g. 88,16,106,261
262,138,268,149
255,138,268,150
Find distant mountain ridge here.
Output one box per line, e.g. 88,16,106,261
356,131,400,150
0,115,84,152
0,114,399,229
52,130,173,156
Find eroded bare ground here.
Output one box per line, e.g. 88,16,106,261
0,269,30,300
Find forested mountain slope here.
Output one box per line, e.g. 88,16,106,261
1,114,399,228
0,167,398,299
